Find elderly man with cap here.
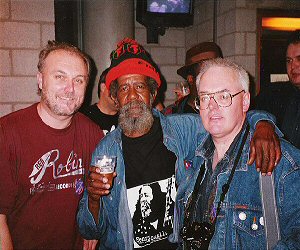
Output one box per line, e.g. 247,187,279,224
77,38,281,249
164,42,223,114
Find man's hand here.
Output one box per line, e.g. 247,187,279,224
87,166,116,200
248,121,281,175
86,166,117,221
0,214,13,250
83,239,98,250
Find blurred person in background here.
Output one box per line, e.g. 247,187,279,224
164,42,223,115
256,30,300,148
82,68,118,135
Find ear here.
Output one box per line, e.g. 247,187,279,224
37,72,43,90
100,83,107,93
242,92,251,112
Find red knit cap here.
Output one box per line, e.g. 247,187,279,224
105,38,161,89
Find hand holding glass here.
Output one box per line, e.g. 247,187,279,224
174,81,190,100
95,155,116,186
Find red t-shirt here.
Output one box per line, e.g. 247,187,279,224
0,103,103,249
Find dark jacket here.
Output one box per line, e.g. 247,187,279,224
255,81,300,148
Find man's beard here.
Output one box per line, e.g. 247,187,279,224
41,88,82,116
118,99,154,136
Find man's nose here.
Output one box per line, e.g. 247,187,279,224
208,96,219,110
65,78,75,92
127,86,139,100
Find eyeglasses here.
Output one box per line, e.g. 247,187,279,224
194,90,245,110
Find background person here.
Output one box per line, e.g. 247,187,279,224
82,68,119,135
164,42,223,114
0,41,103,250
77,38,281,250
255,30,300,148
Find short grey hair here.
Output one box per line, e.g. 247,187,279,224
196,58,250,92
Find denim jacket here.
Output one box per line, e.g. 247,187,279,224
176,125,300,249
77,110,277,249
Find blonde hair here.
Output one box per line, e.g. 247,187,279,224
38,40,90,76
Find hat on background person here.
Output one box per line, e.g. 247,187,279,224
177,41,223,79
105,38,161,89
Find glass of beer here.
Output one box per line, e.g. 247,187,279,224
95,155,116,186
174,81,190,100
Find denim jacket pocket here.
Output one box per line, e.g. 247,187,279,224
232,207,266,249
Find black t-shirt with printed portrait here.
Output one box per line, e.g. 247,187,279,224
122,117,177,249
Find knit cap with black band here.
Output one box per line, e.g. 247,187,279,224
105,38,161,90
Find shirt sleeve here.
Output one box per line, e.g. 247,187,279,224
77,190,105,239
0,122,18,215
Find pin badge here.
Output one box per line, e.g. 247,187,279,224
238,212,247,221
251,217,258,230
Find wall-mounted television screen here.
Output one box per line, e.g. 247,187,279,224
147,0,191,13
137,0,194,28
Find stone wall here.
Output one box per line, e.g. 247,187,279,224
0,0,55,117
1,0,299,116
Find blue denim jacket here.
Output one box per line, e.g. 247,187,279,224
176,126,300,249
77,110,204,249
77,110,277,249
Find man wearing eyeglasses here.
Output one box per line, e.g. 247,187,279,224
178,58,300,249
77,38,281,250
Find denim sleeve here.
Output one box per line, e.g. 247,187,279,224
273,149,300,249
168,114,206,157
77,190,105,240
246,110,283,137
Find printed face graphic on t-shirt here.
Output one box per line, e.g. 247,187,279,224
127,176,176,248
140,185,153,218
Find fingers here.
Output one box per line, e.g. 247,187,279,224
249,121,282,175
248,140,256,166
260,147,270,176
90,240,98,250
83,239,98,250
265,134,281,175
266,143,276,176
274,134,282,166
87,166,116,199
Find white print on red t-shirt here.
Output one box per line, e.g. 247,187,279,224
29,149,84,184
29,178,84,195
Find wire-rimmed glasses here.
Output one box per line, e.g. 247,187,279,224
194,90,245,110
